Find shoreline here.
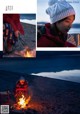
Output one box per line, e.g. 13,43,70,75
0,70,80,114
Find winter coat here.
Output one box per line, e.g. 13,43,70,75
14,80,28,98
3,14,24,35
37,23,76,47
15,81,28,91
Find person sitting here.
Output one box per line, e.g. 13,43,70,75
14,77,28,99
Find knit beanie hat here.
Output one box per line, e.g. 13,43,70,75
46,0,75,24
19,76,25,81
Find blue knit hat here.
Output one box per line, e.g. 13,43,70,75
46,0,75,23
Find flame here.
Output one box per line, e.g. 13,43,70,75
14,47,36,58
14,95,31,110
18,95,26,108
24,49,36,58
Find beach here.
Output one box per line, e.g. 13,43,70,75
3,22,36,57
0,70,80,114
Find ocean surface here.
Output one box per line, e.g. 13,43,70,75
68,28,80,34
0,52,80,83
20,14,36,25
20,14,36,20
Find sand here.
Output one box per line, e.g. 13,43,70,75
0,70,80,114
3,22,36,57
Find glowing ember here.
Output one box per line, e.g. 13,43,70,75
14,47,36,58
18,95,26,108
24,48,36,58
14,95,31,110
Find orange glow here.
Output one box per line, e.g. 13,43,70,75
14,47,36,58
14,95,31,110
24,49,36,58
18,95,26,108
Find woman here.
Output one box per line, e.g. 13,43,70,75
37,0,76,47
3,14,24,53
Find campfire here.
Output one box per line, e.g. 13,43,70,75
18,95,26,109
14,46,36,58
14,95,31,110
23,48,36,58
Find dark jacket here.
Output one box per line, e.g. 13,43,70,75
3,14,24,35
37,23,76,47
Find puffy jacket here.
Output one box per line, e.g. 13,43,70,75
14,81,28,96
14,80,28,98
3,14,24,35
37,23,76,47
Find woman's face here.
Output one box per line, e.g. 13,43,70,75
56,15,75,34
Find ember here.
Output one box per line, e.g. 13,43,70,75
14,47,36,58
14,95,31,110
18,95,26,108
24,48,36,57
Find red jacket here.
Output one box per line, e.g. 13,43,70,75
37,23,76,47
14,81,28,97
15,81,28,91
3,14,24,35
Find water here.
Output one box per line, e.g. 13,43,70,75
20,14,36,20
0,52,80,83
68,28,80,34
20,14,36,25
32,70,80,83
0,54,80,74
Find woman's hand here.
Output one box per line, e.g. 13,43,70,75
15,30,20,38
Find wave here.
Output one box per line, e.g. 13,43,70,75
20,19,36,25
68,28,80,34
31,70,80,83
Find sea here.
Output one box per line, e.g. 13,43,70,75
20,14,36,20
68,28,80,34
0,52,80,83
20,14,36,25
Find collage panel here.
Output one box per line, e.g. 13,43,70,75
0,0,80,114
3,14,36,57
37,0,80,48
0,51,80,114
